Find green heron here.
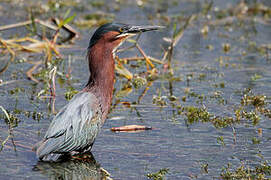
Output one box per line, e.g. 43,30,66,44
33,23,162,161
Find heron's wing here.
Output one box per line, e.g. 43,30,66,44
45,92,99,138
36,92,102,159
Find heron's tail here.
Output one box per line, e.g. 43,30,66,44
40,153,63,162
32,139,63,162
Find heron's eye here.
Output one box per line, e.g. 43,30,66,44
119,28,124,33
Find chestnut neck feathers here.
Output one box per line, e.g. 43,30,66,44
84,32,121,119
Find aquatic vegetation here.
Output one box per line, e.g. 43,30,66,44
220,162,271,180
132,75,147,89
0,106,19,127
222,43,231,53
240,89,271,118
0,12,78,77
201,163,209,174
180,106,212,124
146,168,169,180
251,137,260,145
217,136,225,146
64,89,79,100
251,74,263,81
153,95,167,106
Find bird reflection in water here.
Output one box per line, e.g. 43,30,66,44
33,152,111,180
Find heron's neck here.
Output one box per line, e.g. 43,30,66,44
84,42,115,115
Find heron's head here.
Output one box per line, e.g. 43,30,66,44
88,23,163,50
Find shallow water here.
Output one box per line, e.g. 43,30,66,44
0,0,271,179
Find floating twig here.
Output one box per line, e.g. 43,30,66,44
136,44,155,70
0,106,14,152
162,15,196,68
115,63,133,80
119,56,164,64
111,125,152,132
0,39,16,74
49,66,57,98
26,60,42,83
0,19,58,32
48,66,57,114
0,106,10,122
51,18,79,42
137,81,153,103
116,33,142,53
0,80,19,86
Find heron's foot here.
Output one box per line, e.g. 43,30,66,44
71,152,95,162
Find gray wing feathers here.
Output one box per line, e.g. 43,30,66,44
45,92,94,138
36,92,102,160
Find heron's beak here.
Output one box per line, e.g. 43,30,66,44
115,25,164,39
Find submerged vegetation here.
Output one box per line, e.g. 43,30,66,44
0,0,271,179
220,161,271,180
175,89,271,128
147,168,169,180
